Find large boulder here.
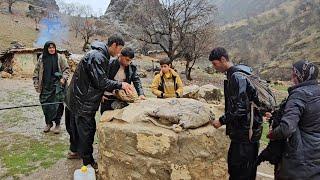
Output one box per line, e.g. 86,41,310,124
199,84,223,103
97,98,229,180
183,84,223,104
182,85,200,99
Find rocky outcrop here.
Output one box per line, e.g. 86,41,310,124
97,98,229,179
104,0,159,22
27,0,59,11
183,84,223,103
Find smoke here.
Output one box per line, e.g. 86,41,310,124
34,12,69,48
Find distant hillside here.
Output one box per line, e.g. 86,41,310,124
214,0,289,25
0,2,38,51
217,0,320,80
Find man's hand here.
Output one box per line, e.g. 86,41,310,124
121,82,134,95
139,95,146,100
60,78,66,85
101,96,108,103
210,119,222,129
263,112,272,122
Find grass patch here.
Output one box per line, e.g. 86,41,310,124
0,132,68,178
261,122,270,145
271,84,288,92
0,109,25,124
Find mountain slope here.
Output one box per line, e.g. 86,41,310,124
217,0,320,80
214,0,289,24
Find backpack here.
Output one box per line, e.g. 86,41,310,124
234,71,277,141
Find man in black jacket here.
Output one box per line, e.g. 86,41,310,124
100,47,145,114
209,47,263,180
65,36,133,167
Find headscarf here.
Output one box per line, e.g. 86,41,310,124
293,60,319,83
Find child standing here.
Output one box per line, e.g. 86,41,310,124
150,58,183,98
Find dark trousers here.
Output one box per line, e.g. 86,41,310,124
65,107,78,153
53,103,64,125
41,103,64,125
40,84,64,125
228,141,259,180
65,107,96,165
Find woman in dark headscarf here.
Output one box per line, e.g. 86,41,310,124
267,60,320,179
33,41,70,134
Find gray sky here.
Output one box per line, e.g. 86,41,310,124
60,0,111,16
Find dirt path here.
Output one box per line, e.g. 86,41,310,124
0,79,76,179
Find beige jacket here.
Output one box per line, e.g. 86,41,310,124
150,69,183,98
33,54,70,93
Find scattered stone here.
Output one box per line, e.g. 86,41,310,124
204,66,215,74
199,84,223,103
137,69,147,78
1,71,12,78
183,84,223,103
182,85,200,99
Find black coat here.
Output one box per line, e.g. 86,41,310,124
219,65,263,143
273,80,320,179
65,41,122,115
108,59,144,96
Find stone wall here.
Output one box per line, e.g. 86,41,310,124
97,99,230,180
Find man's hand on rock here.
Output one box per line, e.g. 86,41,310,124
211,119,222,129
121,82,134,95
139,95,146,100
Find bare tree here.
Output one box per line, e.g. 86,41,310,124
129,0,216,79
6,0,17,14
72,5,97,52
79,17,96,51
70,15,82,38
182,27,215,80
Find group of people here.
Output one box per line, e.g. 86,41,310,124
33,37,320,179
209,47,320,180
32,36,185,169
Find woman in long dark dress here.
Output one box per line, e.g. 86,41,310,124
33,41,70,134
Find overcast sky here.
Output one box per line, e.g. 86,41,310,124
59,0,111,16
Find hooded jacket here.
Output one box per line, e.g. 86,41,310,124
65,41,122,115
220,65,263,143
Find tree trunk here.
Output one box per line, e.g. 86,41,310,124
185,60,193,81
187,67,192,81
9,4,13,14
185,57,196,81
82,39,89,52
